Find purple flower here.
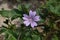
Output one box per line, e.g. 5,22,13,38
23,10,40,28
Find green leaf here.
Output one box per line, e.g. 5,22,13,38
0,10,16,18
46,0,60,16
31,31,41,40
7,29,18,38
0,9,23,18
52,35,58,40
0,27,7,34
32,34,41,40
7,34,17,40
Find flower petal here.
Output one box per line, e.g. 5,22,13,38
31,21,37,28
29,10,36,17
23,21,30,26
34,16,40,21
32,11,36,16
29,10,33,16
23,14,28,17
23,17,28,21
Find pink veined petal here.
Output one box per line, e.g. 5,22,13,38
23,17,28,21
34,16,40,21
23,21,30,26
31,21,37,28
29,10,36,17
29,10,33,16
23,14,28,17
32,11,36,16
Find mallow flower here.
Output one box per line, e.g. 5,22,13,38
23,10,40,28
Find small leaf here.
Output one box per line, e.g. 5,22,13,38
7,34,17,40
52,35,58,40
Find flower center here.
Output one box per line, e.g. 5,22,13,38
29,18,32,22
28,16,34,22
